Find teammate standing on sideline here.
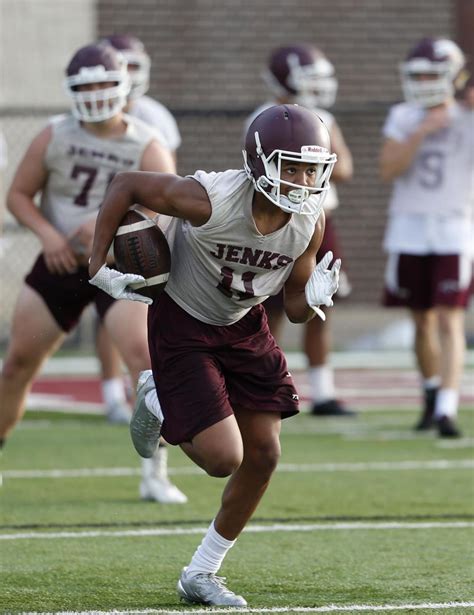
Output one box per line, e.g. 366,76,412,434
245,44,355,417
89,104,341,606
380,38,473,437
0,43,186,505
99,33,186,503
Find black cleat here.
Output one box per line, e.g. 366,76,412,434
311,399,357,417
437,415,462,438
414,387,438,431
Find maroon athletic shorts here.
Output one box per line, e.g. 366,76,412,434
264,215,346,314
383,253,472,310
25,253,116,332
147,292,300,445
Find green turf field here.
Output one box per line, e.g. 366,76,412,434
1,406,473,614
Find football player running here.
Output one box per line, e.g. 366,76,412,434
89,104,340,606
0,42,186,503
244,43,355,417
380,38,473,437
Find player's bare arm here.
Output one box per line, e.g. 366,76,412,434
329,122,353,182
283,212,325,323
7,125,78,274
134,138,177,220
379,107,450,182
89,172,211,276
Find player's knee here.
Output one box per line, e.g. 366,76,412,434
121,341,150,374
248,439,281,478
1,351,37,382
204,451,243,478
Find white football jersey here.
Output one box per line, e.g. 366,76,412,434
383,101,474,254
244,102,339,210
164,169,322,326
40,114,156,236
129,95,181,152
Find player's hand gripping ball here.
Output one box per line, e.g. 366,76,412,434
113,209,170,301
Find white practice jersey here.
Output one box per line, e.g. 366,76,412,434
164,169,322,326
41,114,156,236
383,101,474,255
244,102,339,210
129,95,181,152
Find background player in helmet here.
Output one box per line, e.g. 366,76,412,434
94,33,181,425
380,38,472,437
0,42,187,504
101,33,181,158
90,34,186,502
88,104,340,606
245,43,354,417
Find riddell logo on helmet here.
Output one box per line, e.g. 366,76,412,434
301,145,328,154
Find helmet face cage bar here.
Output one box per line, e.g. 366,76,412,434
64,66,131,122
287,54,338,109
400,61,454,107
243,130,337,215
121,50,151,99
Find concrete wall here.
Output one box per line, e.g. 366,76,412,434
0,0,96,108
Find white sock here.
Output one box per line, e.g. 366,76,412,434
309,365,335,404
434,388,459,419
186,520,236,578
142,446,167,481
102,378,126,406
423,376,441,391
145,388,164,422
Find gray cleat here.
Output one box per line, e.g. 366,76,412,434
177,567,247,607
130,370,161,458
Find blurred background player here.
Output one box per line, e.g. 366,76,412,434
96,33,187,502
102,34,181,158
379,38,472,437
93,33,182,426
244,43,355,416
0,42,186,503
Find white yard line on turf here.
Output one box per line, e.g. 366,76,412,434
3,458,474,480
17,599,474,614
2,521,472,541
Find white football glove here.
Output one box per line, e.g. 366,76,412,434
89,264,153,305
304,251,341,321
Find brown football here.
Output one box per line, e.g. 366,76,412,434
113,209,170,301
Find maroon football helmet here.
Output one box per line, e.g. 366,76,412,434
243,104,337,215
101,34,151,99
64,43,130,122
400,38,466,107
263,44,338,109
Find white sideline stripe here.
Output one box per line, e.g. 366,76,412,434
4,459,474,480
115,219,155,235
15,608,474,615
1,521,472,541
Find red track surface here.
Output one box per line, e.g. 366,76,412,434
29,370,474,411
